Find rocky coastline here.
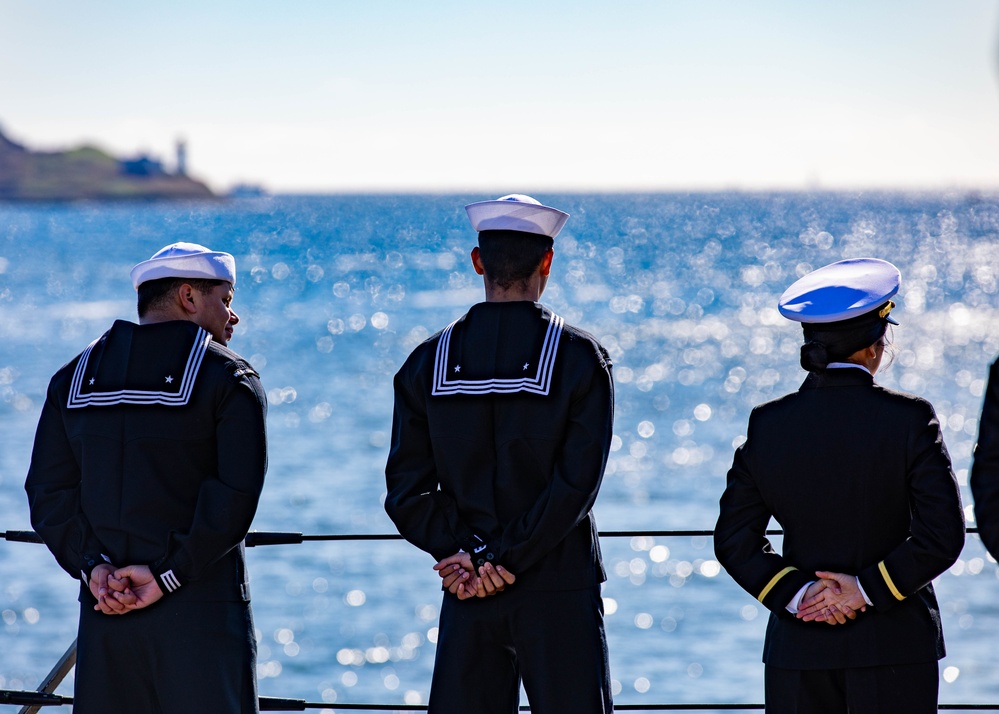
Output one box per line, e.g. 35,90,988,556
0,126,215,202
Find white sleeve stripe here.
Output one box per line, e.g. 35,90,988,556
160,569,182,592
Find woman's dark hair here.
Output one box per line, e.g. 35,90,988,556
800,340,832,372
137,277,227,317
799,303,892,372
476,230,553,291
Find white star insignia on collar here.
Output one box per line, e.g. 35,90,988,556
88,378,95,385
165,375,174,384
431,312,565,397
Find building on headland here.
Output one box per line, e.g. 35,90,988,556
119,155,168,177
176,138,187,176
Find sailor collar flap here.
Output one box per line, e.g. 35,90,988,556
432,305,565,396
67,321,213,409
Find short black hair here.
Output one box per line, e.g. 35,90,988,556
476,230,553,291
137,277,228,318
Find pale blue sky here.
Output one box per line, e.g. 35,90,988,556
1,1,997,193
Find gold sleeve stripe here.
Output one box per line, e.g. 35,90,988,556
757,566,798,603
878,561,906,601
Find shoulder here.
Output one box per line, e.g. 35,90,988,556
206,340,257,371
200,342,265,410
400,325,446,371
203,341,262,384
47,329,111,393
559,321,612,370
871,382,938,417
393,326,447,396
746,389,800,426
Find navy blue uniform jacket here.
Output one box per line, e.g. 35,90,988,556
714,367,964,669
971,357,999,559
385,301,614,591
25,320,268,602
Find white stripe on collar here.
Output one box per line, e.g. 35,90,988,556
67,328,212,409
432,311,565,396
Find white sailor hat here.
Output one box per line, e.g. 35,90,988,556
130,242,236,290
778,258,900,325
464,194,569,238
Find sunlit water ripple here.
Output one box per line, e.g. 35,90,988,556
2,192,999,710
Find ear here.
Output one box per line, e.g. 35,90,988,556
471,247,485,276
539,248,554,277
177,283,198,315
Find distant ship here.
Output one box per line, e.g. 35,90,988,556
227,182,269,198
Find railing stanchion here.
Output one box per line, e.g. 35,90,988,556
17,639,76,714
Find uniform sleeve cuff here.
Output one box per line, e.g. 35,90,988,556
856,577,873,606
81,553,112,583
460,534,496,569
756,566,810,614
154,566,184,594
788,581,813,613
858,561,904,611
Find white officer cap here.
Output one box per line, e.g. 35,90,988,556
464,194,569,238
778,258,900,325
130,242,236,290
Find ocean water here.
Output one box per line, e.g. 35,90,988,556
2,192,999,711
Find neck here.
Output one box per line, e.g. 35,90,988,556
484,288,541,303
483,275,546,302
139,306,188,326
842,345,880,376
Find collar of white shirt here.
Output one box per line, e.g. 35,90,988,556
826,361,872,376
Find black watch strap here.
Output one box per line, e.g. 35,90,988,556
461,534,495,569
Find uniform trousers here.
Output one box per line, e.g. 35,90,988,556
75,597,258,714
764,662,939,714
428,584,612,714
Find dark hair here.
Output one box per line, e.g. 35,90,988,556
800,340,832,372
476,230,554,290
137,277,228,318
799,304,892,372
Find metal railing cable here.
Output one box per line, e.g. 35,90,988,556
0,528,986,546
1,528,994,712
237,528,984,544
3,689,999,711
0,528,978,548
